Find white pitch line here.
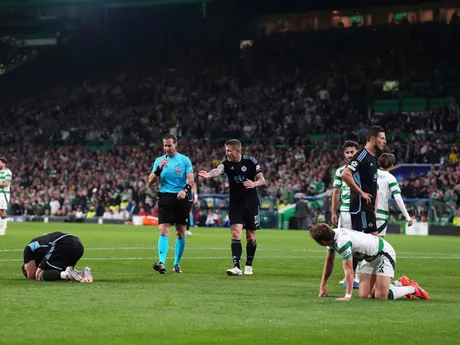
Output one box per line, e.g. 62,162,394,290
1,246,459,257
1,255,460,263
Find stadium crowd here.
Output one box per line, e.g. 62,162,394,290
0,22,459,222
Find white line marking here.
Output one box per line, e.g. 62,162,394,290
1,246,459,256
2,255,460,263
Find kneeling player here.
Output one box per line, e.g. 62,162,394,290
309,223,429,300
22,232,93,283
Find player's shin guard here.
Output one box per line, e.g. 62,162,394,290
158,235,169,264
245,241,257,266
173,237,185,266
231,239,242,269
41,270,63,281
388,286,416,300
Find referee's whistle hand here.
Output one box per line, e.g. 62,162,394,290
159,159,168,168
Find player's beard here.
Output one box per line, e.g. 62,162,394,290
374,144,383,156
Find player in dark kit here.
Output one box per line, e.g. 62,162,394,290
341,126,386,235
340,126,386,288
199,139,266,276
22,232,93,282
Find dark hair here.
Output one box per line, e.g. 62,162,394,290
162,133,177,144
225,139,242,151
365,126,385,142
0,157,7,164
378,153,396,169
343,141,359,150
309,223,334,242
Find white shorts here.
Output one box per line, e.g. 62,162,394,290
338,212,352,229
0,193,10,210
377,219,389,237
360,241,396,278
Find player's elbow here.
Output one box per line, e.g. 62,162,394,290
340,171,350,181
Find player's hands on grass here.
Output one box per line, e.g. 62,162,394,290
336,297,351,301
198,170,209,179
331,214,338,226
360,191,373,205
318,287,328,297
243,180,256,189
177,190,186,200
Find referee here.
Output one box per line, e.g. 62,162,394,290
149,133,195,274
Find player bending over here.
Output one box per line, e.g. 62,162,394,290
22,232,93,283
377,153,412,237
309,223,429,301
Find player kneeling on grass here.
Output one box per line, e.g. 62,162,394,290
309,223,429,301
22,232,93,283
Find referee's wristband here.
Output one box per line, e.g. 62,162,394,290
183,184,192,193
345,293,352,299
154,167,163,176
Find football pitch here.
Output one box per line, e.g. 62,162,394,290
1,223,459,345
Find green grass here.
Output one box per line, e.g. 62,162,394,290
0,223,459,345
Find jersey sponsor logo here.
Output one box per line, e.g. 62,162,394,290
175,165,182,175
234,175,246,184
230,166,235,170
255,164,261,170
241,166,247,172
370,162,374,166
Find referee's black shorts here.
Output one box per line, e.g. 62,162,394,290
158,192,190,225
39,236,84,271
351,207,377,234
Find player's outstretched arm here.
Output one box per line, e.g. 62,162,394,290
337,258,354,301
394,193,413,226
198,164,224,179
319,250,335,297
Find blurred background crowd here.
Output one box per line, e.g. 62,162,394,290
0,1,459,226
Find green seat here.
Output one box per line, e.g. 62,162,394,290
400,98,427,112
429,97,453,110
374,99,399,114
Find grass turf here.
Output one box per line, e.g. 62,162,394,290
0,223,459,345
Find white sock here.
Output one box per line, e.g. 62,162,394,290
389,286,415,300
61,271,69,280
3,217,7,229
0,218,4,228
391,280,403,287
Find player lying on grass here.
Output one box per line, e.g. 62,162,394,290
22,232,93,283
309,223,429,301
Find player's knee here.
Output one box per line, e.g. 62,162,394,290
359,289,370,299
159,224,170,236
374,291,389,300
246,231,256,242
